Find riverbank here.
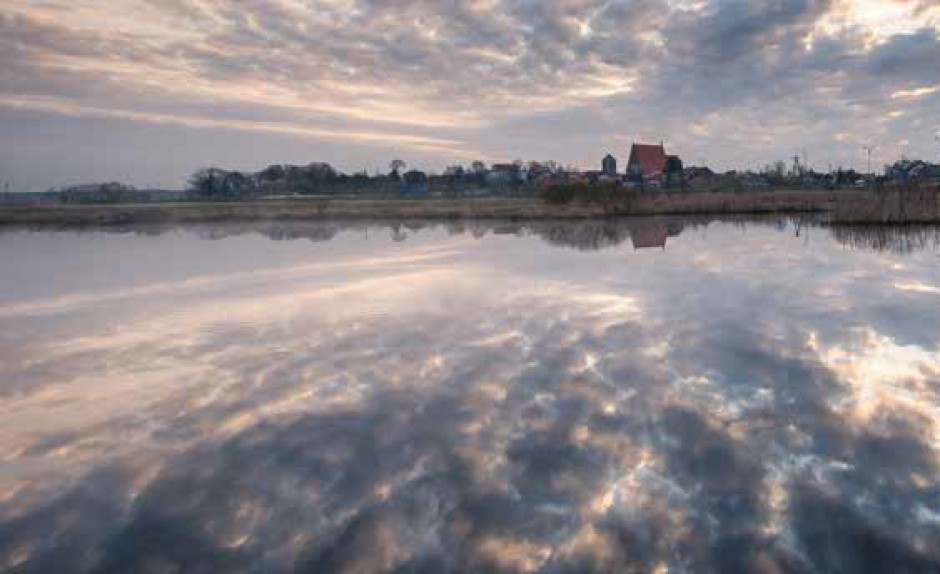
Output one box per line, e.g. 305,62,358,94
0,189,936,226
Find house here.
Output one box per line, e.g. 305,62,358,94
487,163,524,185
525,162,553,184
602,154,617,176
684,166,715,188
401,170,428,196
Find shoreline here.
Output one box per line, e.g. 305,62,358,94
0,189,937,227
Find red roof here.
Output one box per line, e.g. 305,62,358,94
628,143,668,175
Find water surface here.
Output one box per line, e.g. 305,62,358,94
1,218,939,572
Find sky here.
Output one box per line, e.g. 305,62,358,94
1,0,939,191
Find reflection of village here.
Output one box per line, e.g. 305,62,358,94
48,216,940,255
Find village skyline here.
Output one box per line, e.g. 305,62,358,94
5,136,940,196
4,139,937,206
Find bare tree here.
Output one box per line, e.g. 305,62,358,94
389,159,406,179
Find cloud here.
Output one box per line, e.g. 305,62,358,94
1,0,939,189
0,95,472,155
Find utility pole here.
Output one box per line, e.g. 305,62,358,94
862,145,876,176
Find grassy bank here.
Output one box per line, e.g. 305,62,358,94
828,187,940,224
0,189,936,227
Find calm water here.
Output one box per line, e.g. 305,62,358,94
1,218,939,573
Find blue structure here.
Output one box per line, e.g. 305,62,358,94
401,170,429,196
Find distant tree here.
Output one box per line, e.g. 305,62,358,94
469,161,488,187
304,162,338,182
259,164,286,183
390,225,408,242
443,165,465,178
444,165,466,197
389,159,406,179
222,171,250,193
189,168,256,197
189,168,224,195
759,160,788,185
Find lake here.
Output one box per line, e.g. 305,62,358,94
1,218,939,573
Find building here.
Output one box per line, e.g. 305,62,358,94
526,162,553,185
684,166,716,189
401,170,428,196
487,163,524,185
665,155,684,185
627,142,685,187
602,154,617,176
627,143,669,178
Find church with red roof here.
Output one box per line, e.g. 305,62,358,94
627,142,669,177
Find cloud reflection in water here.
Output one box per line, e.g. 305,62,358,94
1,218,939,572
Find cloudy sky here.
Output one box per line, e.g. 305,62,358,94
2,0,939,190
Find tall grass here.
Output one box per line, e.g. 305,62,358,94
830,185,940,224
